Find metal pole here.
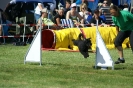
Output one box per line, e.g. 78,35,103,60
23,16,26,42
0,12,6,44
39,17,42,66
95,20,99,69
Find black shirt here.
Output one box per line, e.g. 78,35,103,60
54,14,65,24
89,17,105,24
64,8,70,17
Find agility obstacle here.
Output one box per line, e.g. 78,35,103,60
95,20,114,70
24,20,114,70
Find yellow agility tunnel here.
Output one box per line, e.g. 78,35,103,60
41,27,130,51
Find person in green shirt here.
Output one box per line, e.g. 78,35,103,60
110,5,133,64
36,8,57,30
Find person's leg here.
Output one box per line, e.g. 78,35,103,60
114,31,130,64
129,31,133,52
116,46,123,59
34,14,41,23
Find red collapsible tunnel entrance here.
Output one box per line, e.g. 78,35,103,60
41,30,55,49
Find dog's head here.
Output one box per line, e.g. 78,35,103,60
84,38,92,49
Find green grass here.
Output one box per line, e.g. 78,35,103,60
0,44,133,88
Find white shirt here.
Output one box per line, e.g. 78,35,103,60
35,0,56,15
123,8,128,11
47,0,56,12
35,3,44,15
10,0,16,4
79,11,89,20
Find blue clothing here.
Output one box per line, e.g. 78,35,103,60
76,0,89,8
2,20,12,36
34,14,41,23
86,15,93,23
100,15,106,22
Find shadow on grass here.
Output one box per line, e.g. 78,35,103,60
92,65,127,70
43,62,90,68
25,62,128,70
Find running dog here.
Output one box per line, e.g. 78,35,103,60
72,33,92,58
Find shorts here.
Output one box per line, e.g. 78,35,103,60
114,30,133,51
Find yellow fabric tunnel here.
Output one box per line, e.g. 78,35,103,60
41,27,130,51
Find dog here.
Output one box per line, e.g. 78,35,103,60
72,33,92,58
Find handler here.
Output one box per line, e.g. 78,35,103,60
109,5,133,64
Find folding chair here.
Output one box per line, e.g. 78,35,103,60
61,19,74,28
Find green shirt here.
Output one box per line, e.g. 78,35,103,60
40,18,54,26
112,10,133,31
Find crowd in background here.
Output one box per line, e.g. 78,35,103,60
0,0,132,44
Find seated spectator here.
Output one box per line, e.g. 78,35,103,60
98,0,113,8
36,8,57,30
66,3,84,27
79,3,92,24
54,8,65,28
5,0,23,23
64,0,71,17
89,9,105,26
76,0,92,12
99,0,112,24
0,8,11,44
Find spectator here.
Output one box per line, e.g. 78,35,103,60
54,8,65,28
34,3,44,23
79,3,88,17
76,0,92,12
99,0,112,24
66,3,84,27
36,8,57,30
64,0,71,17
79,3,92,24
89,9,105,26
98,0,113,8
109,5,133,64
5,0,23,22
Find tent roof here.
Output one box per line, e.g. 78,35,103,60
15,0,54,3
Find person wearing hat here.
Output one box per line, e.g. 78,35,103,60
66,3,84,27
36,8,56,30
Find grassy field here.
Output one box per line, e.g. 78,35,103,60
0,44,133,88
